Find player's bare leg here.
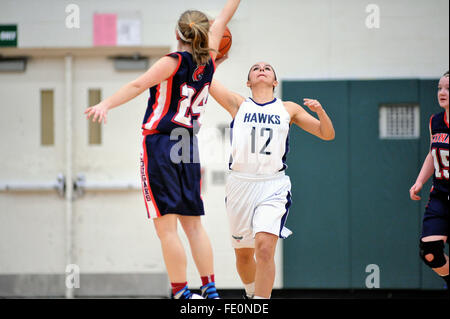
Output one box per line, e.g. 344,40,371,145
179,216,214,277
153,214,187,283
235,248,256,298
179,215,219,298
234,248,256,283
254,232,278,299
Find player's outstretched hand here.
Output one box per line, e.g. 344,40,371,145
303,98,323,113
409,182,423,200
85,102,109,124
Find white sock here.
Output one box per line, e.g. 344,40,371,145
244,282,255,298
253,295,270,299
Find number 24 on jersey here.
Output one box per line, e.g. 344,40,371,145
172,83,209,127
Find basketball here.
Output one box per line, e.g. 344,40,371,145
217,27,232,59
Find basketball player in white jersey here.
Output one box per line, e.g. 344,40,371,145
210,62,335,299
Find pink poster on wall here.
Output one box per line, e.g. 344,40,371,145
93,13,117,46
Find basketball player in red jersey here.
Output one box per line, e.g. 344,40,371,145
410,71,449,291
85,0,241,299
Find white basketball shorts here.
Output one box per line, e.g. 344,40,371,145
225,170,293,249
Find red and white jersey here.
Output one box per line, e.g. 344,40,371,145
142,51,216,135
429,111,449,194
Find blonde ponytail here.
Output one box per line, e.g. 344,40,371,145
177,10,212,65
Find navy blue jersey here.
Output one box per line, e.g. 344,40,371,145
142,51,216,135
429,111,449,194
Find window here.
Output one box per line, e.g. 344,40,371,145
88,89,102,145
379,104,420,139
40,89,54,145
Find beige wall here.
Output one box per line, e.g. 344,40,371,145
0,0,448,295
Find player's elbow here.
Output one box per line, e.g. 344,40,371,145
129,80,148,95
130,80,143,91
321,131,335,141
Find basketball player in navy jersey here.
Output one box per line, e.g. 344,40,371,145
85,0,241,299
210,61,335,299
410,71,449,290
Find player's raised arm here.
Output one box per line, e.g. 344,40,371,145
210,79,245,118
209,0,240,60
84,56,179,124
286,99,335,141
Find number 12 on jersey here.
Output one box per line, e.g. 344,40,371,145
251,126,273,155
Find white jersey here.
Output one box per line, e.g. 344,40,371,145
229,97,291,175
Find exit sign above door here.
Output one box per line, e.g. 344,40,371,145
0,25,18,47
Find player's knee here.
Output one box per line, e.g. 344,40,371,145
235,249,254,265
419,239,446,268
153,222,177,240
255,242,275,264
180,219,203,238
154,226,175,240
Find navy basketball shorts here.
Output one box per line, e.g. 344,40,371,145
421,188,449,239
140,133,204,219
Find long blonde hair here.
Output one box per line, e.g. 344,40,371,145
177,10,211,65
